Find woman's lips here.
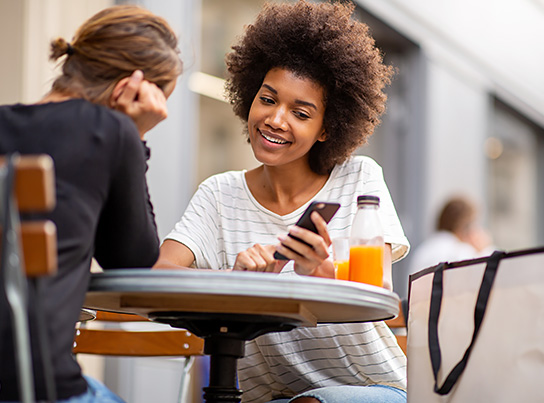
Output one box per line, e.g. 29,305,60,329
259,130,290,145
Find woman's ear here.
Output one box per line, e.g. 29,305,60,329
317,128,328,142
108,77,132,107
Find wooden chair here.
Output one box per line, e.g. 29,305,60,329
73,310,204,402
74,310,204,357
385,299,407,355
1,154,57,403
0,154,57,277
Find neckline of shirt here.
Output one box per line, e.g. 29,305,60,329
240,161,342,221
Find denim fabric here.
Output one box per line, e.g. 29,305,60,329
2,377,126,403
269,385,406,403
59,377,125,403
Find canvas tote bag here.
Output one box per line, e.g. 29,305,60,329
407,247,544,403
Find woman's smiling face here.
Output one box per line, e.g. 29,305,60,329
247,67,327,169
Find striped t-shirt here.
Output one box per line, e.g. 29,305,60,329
165,155,410,402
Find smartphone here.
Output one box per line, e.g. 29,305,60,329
274,201,341,260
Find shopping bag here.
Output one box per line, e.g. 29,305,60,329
407,247,544,403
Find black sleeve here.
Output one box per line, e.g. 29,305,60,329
93,119,160,269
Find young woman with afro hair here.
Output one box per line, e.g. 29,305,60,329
157,1,410,402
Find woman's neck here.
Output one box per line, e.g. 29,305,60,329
37,91,78,104
245,163,330,216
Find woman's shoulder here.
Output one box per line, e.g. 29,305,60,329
60,99,137,128
1,99,139,145
35,99,138,136
197,169,246,191
339,154,381,171
79,100,138,133
332,154,383,181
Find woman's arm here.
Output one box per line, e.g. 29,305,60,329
153,239,196,269
94,122,159,269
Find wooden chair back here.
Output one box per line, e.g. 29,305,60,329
0,154,57,277
1,154,57,403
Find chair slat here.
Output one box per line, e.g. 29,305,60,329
21,221,57,277
95,311,149,322
1,155,58,277
73,328,204,357
0,155,56,212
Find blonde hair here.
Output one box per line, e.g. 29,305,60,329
50,5,182,104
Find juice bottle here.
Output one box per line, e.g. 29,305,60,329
349,195,384,287
349,245,383,286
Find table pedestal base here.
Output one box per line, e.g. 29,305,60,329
149,312,300,403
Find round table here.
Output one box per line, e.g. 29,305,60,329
84,269,400,403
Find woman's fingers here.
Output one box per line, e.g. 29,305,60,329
113,70,143,105
274,213,334,277
284,228,329,260
233,244,284,272
111,70,168,138
311,212,332,247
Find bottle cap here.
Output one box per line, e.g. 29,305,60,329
357,195,380,206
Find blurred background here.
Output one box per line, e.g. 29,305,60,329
2,0,544,401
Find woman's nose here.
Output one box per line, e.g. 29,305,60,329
265,106,288,130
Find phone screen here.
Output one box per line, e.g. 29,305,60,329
274,201,341,260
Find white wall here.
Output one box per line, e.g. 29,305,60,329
423,61,490,233
357,0,544,126
0,0,24,104
0,0,112,104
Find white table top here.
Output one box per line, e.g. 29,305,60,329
84,269,399,327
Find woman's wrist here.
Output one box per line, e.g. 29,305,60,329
307,259,335,279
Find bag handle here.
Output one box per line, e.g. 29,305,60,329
428,250,505,395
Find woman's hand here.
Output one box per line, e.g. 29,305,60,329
110,70,168,139
275,212,335,278
233,244,288,273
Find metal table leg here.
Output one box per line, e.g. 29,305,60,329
150,312,299,403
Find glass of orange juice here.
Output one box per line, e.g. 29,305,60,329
332,237,350,280
349,243,384,287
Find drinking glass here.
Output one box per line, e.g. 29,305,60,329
332,237,350,280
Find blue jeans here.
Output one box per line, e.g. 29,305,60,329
59,376,125,403
269,385,406,403
2,377,126,403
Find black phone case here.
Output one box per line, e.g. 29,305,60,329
274,201,341,260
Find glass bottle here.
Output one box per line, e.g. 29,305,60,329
349,195,384,287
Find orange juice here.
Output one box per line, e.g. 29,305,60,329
349,245,384,287
334,260,350,280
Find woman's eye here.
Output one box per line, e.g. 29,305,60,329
294,111,310,120
260,96,274,104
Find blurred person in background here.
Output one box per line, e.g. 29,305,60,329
408,196,495,275
0,5,182,402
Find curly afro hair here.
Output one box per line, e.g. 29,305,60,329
225,0,394,175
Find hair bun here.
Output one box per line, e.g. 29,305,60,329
50,37,74,61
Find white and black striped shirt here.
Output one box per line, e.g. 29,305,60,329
166,155,410,402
